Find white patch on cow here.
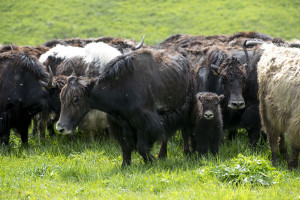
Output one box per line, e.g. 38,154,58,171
39,44,86,64
84,42,122,74
78,110,108,138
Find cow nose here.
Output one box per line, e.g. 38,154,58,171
204,111,214,119
229,101,245,109
56,122,65,133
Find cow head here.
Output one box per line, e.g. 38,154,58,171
212,57,246,110
196,92,224,120
56,75,95,134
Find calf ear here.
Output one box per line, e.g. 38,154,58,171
218,94,225,102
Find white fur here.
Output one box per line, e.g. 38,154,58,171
84,42,122,74
39,44,86,64
78,110,108,138
258,43,300,149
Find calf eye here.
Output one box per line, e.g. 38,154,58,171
72,96,80,105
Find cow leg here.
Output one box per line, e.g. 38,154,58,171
107,115,134,167
38,111,50,141
228,129,237,141
210,132,221,156
0,129,10,145
19,122,30,145
121,143,132,167
268,131,280,166
196,136,209,156
136,131,155,163
32,115,39,136
248,128,260,147
182,128,191,156
288,145,300,169
279,133,288,161
48,114,59,137
158,139,168,159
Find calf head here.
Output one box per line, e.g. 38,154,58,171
56,75,95,134
196,92,224,120
213,57,246,110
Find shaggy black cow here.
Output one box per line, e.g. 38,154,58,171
0,52,51,144
189,92,224,156
56,48,193,166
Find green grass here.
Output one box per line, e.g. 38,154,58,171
0,131,300,199
0,0,300,199
0,0,299,46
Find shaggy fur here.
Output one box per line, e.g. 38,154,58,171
190,92,224,156
257,43,300,168
0,45,49,58
0,52,50,144
57,48,193,166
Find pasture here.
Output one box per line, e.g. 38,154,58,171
0,0,300,199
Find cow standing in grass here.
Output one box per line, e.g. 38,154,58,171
56,48,194,166
257,43,300,169
0,52,52,144
188,92,224,156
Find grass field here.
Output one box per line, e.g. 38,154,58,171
0,0,299,46
0,0,300,199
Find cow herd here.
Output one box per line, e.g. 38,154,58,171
0,32,299,169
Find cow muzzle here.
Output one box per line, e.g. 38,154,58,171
204,111,214,120
228,100,245,110
56,121,73,135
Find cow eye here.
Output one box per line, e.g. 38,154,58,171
72,96,80,105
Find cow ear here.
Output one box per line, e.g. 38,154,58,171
86,77,96,96
211,64,219,76
218,94,225,102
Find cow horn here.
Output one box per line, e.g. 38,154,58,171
289,43,300,48
245,40,264,47
48,66,53,88
211,64,219,71
133,36,145,50
211,64,219,75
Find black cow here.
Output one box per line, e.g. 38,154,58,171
0,52,51,145
56,48,193,166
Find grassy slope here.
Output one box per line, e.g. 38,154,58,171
0,0,300,199
0,0,299,46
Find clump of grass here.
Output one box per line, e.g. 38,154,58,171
209,154,281,186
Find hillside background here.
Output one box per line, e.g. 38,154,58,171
0,0,299,46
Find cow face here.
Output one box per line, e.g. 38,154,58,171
56,76,94,134
217,57,246,110
197,92,224,120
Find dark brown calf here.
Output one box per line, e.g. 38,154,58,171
189,92,224,156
